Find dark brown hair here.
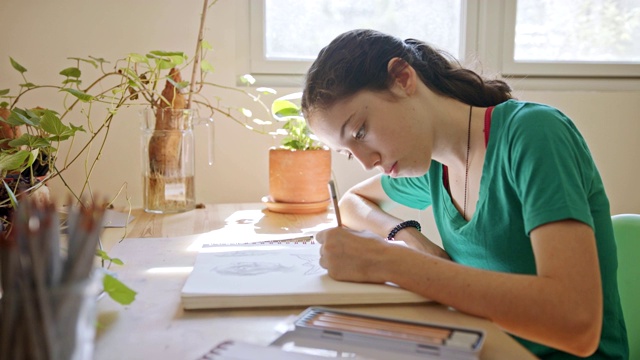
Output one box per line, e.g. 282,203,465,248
302,29,512,116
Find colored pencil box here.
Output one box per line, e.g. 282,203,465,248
270,306,485,359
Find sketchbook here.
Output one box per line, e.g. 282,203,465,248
181,242,430,310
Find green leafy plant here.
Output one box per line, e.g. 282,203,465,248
0,0,277,305
270,92,324,151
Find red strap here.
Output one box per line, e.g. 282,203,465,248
484,106,494,147
443,106,494,193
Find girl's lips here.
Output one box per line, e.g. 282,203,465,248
387,162,398,177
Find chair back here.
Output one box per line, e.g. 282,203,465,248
612,213,640,359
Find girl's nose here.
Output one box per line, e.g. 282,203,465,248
352,148,380,171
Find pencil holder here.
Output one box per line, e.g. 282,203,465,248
0,198,105,360
50,270,104,360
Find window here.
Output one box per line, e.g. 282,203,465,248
249,0,465,75
245,0,640,86
502,0,640,77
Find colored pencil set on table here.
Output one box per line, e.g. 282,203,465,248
0,198,105,360
271,307,485,359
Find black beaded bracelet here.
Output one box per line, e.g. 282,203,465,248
386,220,421,240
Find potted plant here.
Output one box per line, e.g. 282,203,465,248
265,92,332,214
0,0,277,304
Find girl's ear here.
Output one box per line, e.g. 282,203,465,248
387,57,417,96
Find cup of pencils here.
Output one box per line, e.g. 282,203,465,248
0,198,106,360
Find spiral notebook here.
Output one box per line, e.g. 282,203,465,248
181,239,430,310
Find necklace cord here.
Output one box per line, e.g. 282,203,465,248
463,105,472,218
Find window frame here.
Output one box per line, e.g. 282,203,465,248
240,0,640,89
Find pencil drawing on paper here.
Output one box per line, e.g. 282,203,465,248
210,253,323,276
209,250,270,257
212,262,295,276
291,254,324,275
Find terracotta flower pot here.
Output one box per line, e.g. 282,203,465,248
267,148,331,214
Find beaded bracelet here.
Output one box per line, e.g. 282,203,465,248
386,220,421,240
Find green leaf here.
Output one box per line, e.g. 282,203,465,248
103,274,137,305
167,78,189,90
88,56,108,64
155,58,173,70
271,92,303,121
7,109,36,126
257,87,277,95
40,110,71,136
69,123,85,133
10,57,27,73
201,40,213,50
20,82,36,88
1,180,18,208
0,89,10,96
60,88,94,102
96,249,124,265
8,134,50,149
239,74,256,85
59,67,81,78
0,102,8,108
200,59,214,73
128,53,149,64
96,249,109,261
0,150,31,172
272,99,301,120
68,57,98,68
149,50,185,57
120,68,140,83
62,79,81,85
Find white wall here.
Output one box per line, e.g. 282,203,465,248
3,0,639,228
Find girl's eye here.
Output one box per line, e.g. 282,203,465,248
354,124,366,140
337,150,354,160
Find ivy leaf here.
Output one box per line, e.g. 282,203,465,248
20,83,36,88
40,110,71,137
8,133,51,149
103,274,137,305
10,57,27,73
7,109,36,126
0,150,31,172
0,89,10,96
59,67,81,78
60,88,94,102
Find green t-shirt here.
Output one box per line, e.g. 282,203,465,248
381,100,628,359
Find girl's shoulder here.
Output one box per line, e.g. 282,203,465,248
493,99,579,136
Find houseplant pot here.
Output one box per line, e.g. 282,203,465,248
266,147,331,214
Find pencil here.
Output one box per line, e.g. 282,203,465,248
328,180,342,227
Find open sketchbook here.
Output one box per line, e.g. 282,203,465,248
181,242,429,310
